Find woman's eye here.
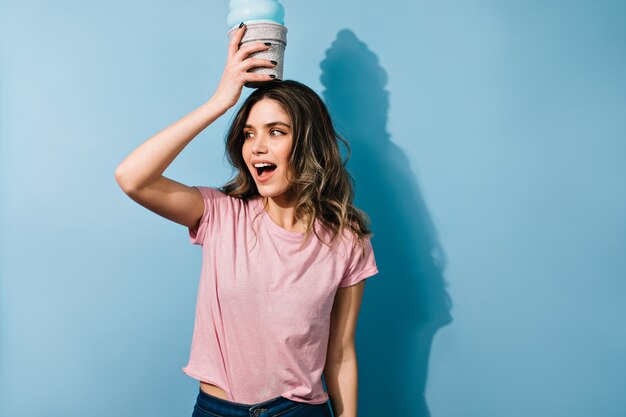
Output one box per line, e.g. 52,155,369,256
244,130,284,138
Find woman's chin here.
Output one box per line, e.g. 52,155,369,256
255,185,293,200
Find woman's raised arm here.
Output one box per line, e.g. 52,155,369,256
114,23,275,230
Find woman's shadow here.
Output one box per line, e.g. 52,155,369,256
320,29,453,417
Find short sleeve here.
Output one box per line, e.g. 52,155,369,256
338,236,380,288
188,186,216,246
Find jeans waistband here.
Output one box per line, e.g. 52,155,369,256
195,387,305,417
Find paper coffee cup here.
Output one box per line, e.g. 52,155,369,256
227,22,287,88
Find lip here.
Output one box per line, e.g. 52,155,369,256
251,159,277,165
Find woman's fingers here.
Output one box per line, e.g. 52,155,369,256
240,57,277,72
234,41,272,63
228,24,272,64
244,72,276,83
227,23,246,59
212,24,276,108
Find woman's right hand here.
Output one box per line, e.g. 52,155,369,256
211,24,277,109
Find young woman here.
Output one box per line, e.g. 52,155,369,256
115,23,379,417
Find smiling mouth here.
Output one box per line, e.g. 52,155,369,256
255,164,277,178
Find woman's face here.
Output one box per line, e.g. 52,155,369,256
242,98,295,202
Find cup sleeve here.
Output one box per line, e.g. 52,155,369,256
338,236,380,288
188,186,215,246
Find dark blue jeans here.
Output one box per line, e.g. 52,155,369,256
192,387,333,417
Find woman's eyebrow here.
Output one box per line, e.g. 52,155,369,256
244,121,291,129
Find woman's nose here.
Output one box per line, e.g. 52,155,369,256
251,134,268,153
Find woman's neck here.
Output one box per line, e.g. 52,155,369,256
262,194,308,233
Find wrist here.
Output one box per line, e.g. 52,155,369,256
207,95,235,113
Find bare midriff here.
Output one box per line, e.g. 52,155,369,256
200,381,229,401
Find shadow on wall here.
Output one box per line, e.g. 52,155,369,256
320,29,453,417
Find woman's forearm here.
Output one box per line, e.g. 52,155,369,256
115,97,230,191
324,357,358,417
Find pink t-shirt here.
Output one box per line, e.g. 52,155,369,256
181,186,379,405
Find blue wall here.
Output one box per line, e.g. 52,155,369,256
1,1,625,416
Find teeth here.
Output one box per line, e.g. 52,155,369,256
254,163,276,168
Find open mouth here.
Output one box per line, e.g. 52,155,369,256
255,163,277,179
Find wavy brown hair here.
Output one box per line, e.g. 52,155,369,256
220,79,372,254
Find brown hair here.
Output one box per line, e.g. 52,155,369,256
219,79,372,253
